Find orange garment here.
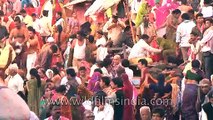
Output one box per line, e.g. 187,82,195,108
51,93,72,119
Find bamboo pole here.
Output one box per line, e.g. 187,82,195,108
124,0,136,44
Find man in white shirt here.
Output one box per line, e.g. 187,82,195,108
95,30,107,47
128,34,161,64
103,15,125,46
121,59,133,81
60,68,82,85
199,18,213,79
39,10,52,43
93,91,114,120
5,63,24,94
201,0,213,18
54,11,65,29
31,13,40,33
176,13,196,62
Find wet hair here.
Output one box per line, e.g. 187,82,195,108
31,13,37,17
181,13,190,20
204,0,211,4
192,60,200,69
56,11,62,17
196,13,203,19
88,35,94,43
205,18,213,24
152,108,165,118
188,9,194,15
122,59,130,67
52,67,60,76
79,66,86,71
116,66,126,77
102,58,112,67
157,74,166,96
172,9,181,14
30,68,41,88
181,0,187,5
66,68,76,77
0,10,4,16
141,34,149,40
124,26,131,32
55,85,66,93
14,16,21,23
191,28,200,36
94,68,103,74
20,9,26,14
28,26,36,34
42,10,49,17
112,15,118,20
112,77,123,88
93,91,107,103
138,59,148,67
50,44,58,53
208,90,213,99
101,76,110,86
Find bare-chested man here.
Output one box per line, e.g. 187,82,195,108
9,16,28,68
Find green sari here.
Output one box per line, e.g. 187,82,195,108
27,78,42,116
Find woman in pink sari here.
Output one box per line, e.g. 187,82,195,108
155,0,179,29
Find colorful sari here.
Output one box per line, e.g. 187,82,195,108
51,93,72,119
87,72,102,93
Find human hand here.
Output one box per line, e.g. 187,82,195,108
98,105,104,111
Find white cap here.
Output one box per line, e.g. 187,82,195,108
46,37,55,43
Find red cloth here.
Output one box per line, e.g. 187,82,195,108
121,74,134,120
36,32,43,49
25,7,36,16
9,22,15,32
150,39,161,62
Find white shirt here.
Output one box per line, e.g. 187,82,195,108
103,19,125,45
5,74,24,93
32,19,41,33
131,0,143,13
43,0,53,26
73,39,86,59
55,18,65,28
128,39,161,59
60,76,82,85
200,27,213,53
93,103,114,120
101,67,112,78
39,16,52,36
124,67,133,81
188,41,201,61
176,20,196,47
96,36,107,47
201,6,213,18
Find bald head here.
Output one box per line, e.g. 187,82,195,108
113,55,121,66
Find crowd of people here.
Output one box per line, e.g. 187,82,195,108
0,0,213,120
